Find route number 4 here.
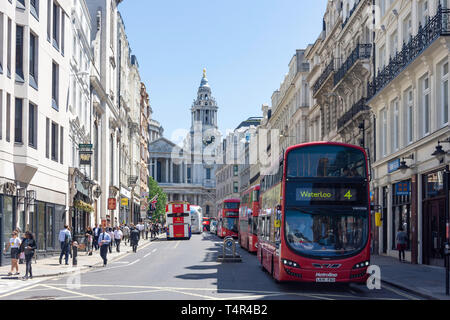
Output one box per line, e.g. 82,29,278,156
344,190,353,200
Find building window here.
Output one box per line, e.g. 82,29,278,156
7,18,11,78
405,89,414,144
422,76,431,136
206,168,211,180
392,99,399,151
15,25,24,82
442,62,449,126
233,165,238,176
403,14,412,44
17,0,25,9
30,0,39,19
52,2,59,50
14,98,23,144
47,0,51,41
46,117,49,158
61,10,65,55
60,126,63,164
233,181,239,193
51,121,58,162
110,135,114,185
29,103,37,148
52,62,59,110
29,32,38,89
94,123,98,180
381,108,387,156
6,93,11,142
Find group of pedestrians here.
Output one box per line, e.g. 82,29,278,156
3,230,37,280
3,221,162,278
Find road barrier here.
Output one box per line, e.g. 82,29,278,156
217,236,242,263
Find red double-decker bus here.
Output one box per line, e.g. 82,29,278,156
217,199,240,238
239,185,260,253
257,142,371,283
166,201,191,240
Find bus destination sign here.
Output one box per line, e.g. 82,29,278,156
295,188,357,202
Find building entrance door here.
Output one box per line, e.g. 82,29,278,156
423,198,446,266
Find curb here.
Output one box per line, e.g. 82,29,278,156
1,236,163,280
381,279,440,300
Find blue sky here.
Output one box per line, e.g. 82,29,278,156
119,0,327,140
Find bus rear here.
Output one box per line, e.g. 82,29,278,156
166,201,192,240
190,205,203,234
218,199,240,238
258,142,371,283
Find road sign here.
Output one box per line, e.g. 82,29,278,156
121,198,129,206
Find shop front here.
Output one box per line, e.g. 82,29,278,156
422,169,447,266
0,189,16,266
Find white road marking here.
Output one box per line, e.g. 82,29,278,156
127,259,140,266
174,241,181,249
40,284,105,300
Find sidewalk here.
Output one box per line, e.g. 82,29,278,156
371,255,450,300
0,234,164,280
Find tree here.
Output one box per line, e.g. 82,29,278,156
147,176,167,223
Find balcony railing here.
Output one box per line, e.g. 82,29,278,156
337,97,370,130
334,44,372,86
313,60,334,95
368,5,450,100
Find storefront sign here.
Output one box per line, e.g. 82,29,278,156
108,198,117,210
388,159,401,173
121,198,129,206
396,181,410,196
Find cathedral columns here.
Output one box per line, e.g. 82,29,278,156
165,158,169,183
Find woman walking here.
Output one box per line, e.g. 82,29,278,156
19,231,37,280
85,226,93,256
3,231,21,276
396,227,408,262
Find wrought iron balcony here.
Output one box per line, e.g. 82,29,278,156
334,44,372,86
337,97,370,130
368,5,450,100
313,60,334,95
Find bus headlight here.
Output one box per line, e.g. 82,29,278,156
353,261,370,269
282,259,300,268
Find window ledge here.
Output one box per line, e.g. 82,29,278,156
29,76,38,90
52,100,59,111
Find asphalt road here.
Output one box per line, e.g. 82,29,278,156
0,232,423,300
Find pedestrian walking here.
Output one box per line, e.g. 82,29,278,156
93,224,101,251
123,224,130,246
145,221,149,240
85,226,93,256
98,227,112,266
396,227,408,262
3,231,21,276
114,227,123,252
130,226,140,253
107,228,114,254
58,225,71,265
19,231,37,280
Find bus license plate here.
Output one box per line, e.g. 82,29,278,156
316,278,336,283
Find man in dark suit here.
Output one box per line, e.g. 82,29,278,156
93,224,101,251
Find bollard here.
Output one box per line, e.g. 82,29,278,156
217,236,241,263
72,242,78,266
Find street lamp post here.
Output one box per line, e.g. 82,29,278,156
431,138,449,295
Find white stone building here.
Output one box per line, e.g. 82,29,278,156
368,0,449,265
0,0,71,258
